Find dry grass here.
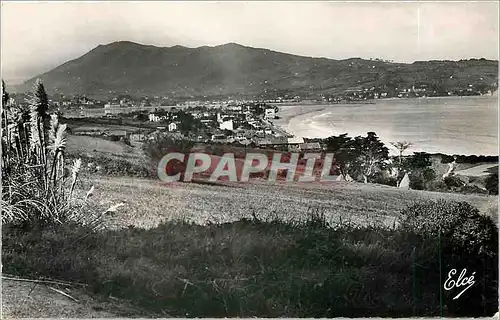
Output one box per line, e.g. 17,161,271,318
2,278,122,318
66,135,140,157
65,120,144,132
79,175,498,230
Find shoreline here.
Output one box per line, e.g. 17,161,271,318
273,97,499,157
271,104,328,136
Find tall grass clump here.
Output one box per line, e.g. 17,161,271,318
1,80,101,228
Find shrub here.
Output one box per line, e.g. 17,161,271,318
399,200,497,255
458,185,489,195
143,135,195,166
409,172,424,190
371,171,397,186
485,172,498,195
421,167,436,181
70,153,154,178
3,215,497,317
408,167,436,190
399,200,498,316
424,179,448,192
443,175,464,189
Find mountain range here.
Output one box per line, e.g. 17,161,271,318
16,41,499,99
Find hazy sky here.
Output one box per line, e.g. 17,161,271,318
1,1,499,84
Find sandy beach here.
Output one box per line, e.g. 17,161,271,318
273,96,498,156
271,104,328,136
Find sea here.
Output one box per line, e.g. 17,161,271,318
278,95,499,156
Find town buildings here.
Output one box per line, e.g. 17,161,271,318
168,122,178,132
219,119,234,131
264,108,276,120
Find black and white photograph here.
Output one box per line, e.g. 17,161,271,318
1,1,499,318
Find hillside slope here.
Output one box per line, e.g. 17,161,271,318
17,41,498,99
81,175,498,230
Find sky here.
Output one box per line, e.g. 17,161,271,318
1,1,499,84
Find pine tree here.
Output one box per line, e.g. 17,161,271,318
324,133,360,180
357,132,389,183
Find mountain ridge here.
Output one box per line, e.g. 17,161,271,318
16,41,499,99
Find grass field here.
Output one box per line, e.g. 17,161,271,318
66,135,131,154
455,163,499,177
4,178,498,317
78,174,498,230
4,172,498,317
4,131,498,317
66,135,146,163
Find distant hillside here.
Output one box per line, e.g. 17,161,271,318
17,41,499,99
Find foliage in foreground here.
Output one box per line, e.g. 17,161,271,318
399,199,498,316
2,200,498,317
1,80,103,228
400,200,498,256
485,172,499,195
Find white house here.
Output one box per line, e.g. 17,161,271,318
217,113,224,123
217,113,235,123
224,104,241,112
104,103,122,115
149,113,160,122
287,137,304,144
130,133,146,141
264,108,276,120
168,122,178,132
297,142,322,152
219,119,234,131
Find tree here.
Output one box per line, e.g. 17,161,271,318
177,110,201,134
356,132,389,183
403,152,432,170
403,152,436,190
390,141,411,169
324,133,360,180
409,167,436,190
134,112,149,122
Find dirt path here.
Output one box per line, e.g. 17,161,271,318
2,277,143,318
